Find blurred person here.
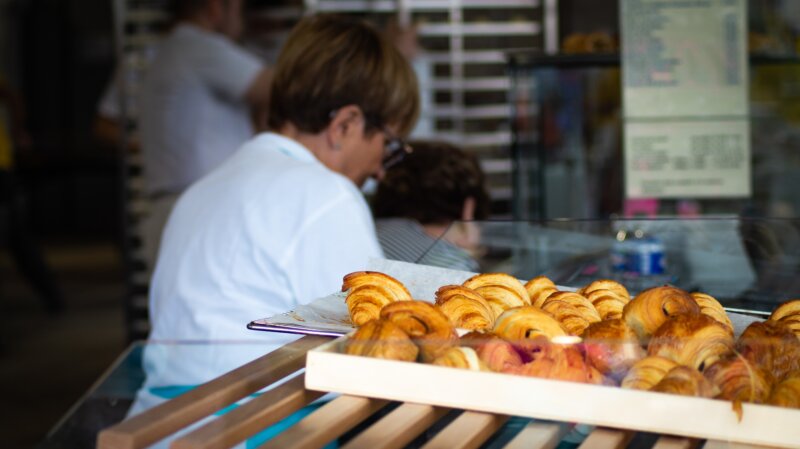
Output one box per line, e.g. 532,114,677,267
127,16,418,446
0,76,63,314
137,0,273,271
372,140,490,272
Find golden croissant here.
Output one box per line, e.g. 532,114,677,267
768,377,800,409
541,291,601,336
580,279,630,301
648,314,734,371
531,287,558,309
690,292,733,333
621,356,680,390
492,305,567,344
582,318,645,380
651,366,717,398
431,346,484,370
435,285,495,330
736,320,800,381
585,290,627,320
380,300,458,363
769,299,800,338
703,357,773,404
505,337,605,385
345,318,419,362
524,276,557,308
463,273,531,317
342,271,412,326
623,285,701,341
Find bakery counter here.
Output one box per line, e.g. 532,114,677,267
43,337,780,449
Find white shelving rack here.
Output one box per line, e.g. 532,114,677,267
111,0,170,341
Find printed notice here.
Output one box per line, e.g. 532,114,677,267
625,120,750,198
621,0,751,198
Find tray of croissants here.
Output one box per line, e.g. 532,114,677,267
303,270,800,448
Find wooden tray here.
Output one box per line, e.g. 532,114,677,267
97,336,793,449
305,337,800,449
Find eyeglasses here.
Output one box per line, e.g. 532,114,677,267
378,127,413,170
328,109,412,169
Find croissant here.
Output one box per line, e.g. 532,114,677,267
431,347,484,370
769,299,800,338
524,276,557,308
736,320,800,381
585,290,627,320
648,314,734,371
492,305,567,344
690,292,734,333
768,377,800,409
579,279,630,301
345,318,419,362
621,356,679,390
541,292,601,336
435,285,495,330
703,357,773,404
531,287,559,309
380,300,458,362
505,337,605,385
463,273,531,318
651,366,717,398
342,271,412,326
623,285,701,341
582,318,645,380
544,292,602,322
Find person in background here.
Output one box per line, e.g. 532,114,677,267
138,0,273,271
128,16,418,442
372,140,490,272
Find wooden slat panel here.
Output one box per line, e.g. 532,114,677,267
172,373,323,449
98,336,327,449
577,429,634,449
341,403,449,449
503,422,569,449
258,395,388,449
703,441,774,449
421,411,509,449
653,436,699,449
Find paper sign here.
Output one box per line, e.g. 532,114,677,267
621,0,750,199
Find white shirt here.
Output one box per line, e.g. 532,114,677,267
139,24,263,195
144,132,383,386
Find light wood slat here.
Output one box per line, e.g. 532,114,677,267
577,429,634,449
702,441,774,449
341,403,449,449
257,395,388,449
98,336,327,449
503,422,569,449
172,373,323,449
421,411,509,449
652,436,699,449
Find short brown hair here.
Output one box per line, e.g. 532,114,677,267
268,14,420,136
372,141,491,224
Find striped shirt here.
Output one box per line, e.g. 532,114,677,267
375,218,480,272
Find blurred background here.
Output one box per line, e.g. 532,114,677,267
1,0,800,446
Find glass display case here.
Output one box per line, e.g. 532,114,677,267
417,218,800,314
43,218,800,448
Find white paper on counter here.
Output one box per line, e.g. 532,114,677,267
248,259,481,336
248,258,762,338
